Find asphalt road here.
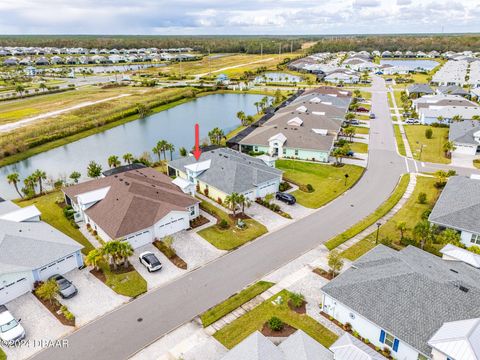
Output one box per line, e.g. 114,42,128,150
32,77,408,360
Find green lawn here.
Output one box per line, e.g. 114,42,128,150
14,191,94,254
198,201,268,250
325,174,410,250
99,261,147,298
276,160,364,209
200,281,274,327
356,114,370,121
0,347,5,360
359,91,371,100
214,290,338,349
394,125,406,156
353,126,369,134
341,176,440,261
404,125,450,164
350,142,368,154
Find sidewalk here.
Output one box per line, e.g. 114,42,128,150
389,89,413,158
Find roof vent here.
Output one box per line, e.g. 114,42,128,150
450,268,459,274
459,285,469,293
125,182,130,185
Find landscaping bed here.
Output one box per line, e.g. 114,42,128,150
213,290,338,349
189,214,210,229
200,281,274,327
261,322,297,337
276,160,364,209
153,240,187,269
313,268,334,280
256,198,292,219
32,291,75,327
90,261,147,298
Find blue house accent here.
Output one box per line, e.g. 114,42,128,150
393,338,400,352
379,330,385,343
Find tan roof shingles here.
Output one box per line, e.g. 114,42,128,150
63,167,198,239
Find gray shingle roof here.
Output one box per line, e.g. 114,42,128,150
407,83,434,94
0,202,83,275
321,245,480,356
437,85,470,96
429,176,480,234
279,330,334,360
220,331,283,360
448,120,480,145
168,148,282,195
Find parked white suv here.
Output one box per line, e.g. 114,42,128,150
0,305,25,345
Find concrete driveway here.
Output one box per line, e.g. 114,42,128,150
451,153,476,168
132,244,186,290
62,269,129,327
3,293,70,360
173,231,226,270
270,198,314,220
245,202,291,231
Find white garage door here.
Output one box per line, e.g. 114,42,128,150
455,145,477,155
243,190,255,201
0,278,31,305
156,216,188,239
257,182,278,198
38,254,79,281
126,230,152,249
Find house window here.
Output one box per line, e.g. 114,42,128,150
190,206,195,216
385,333,395,348
254,146,258,152
471,233,480,245
380,330,399,352
283,148,286,155
295,149,299,156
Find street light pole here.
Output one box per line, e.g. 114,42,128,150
375,222,381,244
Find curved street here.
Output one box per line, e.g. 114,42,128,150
32,76,460,360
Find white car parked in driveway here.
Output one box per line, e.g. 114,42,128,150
139,251,163,272
0,305,25,345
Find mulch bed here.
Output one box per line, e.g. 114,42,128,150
153,240,188,270
230,212,250,220
261,322,297,337
189,215,210,229
32,292,75,327
288,300,307,314
90,268,107,283
313,268,334,280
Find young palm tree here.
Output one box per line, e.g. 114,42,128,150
157,140,168,160
396,221,407,240
152,145,162,162
7,172,23,199
237,194,251,215
236,111,246,125
85,248,103,271
107,155,121,168
224,193,240,217
39,83,47,92
23,175,37,197
179,147,188,157
166,143,175,161
117,241,134,268
32,169,47,194
442,141,456,157
344,126,356,143
101,241,120,270
123,153,134,164
69,171,81,184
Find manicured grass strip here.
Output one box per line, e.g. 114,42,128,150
404,125,450,164
353,126,369,134
214,290,338,349
350,142,368,154
276,160,365,209
99,262,147,298
0,347,6,360
340,238,376,261
394,125,406,156
200,281,274,327
198,201,268,250
14,191,94,255
325,174,410,250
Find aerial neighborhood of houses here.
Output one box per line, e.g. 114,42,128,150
2,38,480,360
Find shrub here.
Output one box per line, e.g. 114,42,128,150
35,280,59,304
204,188,209,196
425,128,433,139
279,181,291,192
267,316,284,331
306,184,314,192
421,209,432,220
289,292,305,308
92,230,98,236
418,192,427,204
218,219,229,229
383,347,391,356
400,236,417,246
217,197,222,205
343,322,352,332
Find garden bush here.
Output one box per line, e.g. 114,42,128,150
418,192,427,204
267,316,284,331
218,219,229,229
289,292,305,308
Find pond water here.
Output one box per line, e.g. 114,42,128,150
254,72,303,83
379,59,439,71
0,93,269,199
44,63,166,75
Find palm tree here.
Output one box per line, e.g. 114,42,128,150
123,153,134,164
69,171,81,184
166,143,175,161
224,193,240,217
157,140,168,160
237,194,251,215
152,145,162,162
7,172,23,198
15,84,25,97
332,147,344,165
236,111,246,125
472,115,480,121
208,127,225,145
39,83,47,92
87,161,102,178
32,169,47,194
107,155,121,168
437,116,444,123
343,126,356,143
101,241,120,270
451,115,463,122
396,221,407,240
23,175,37,197
179,147,188,157
117,241,134,268
254,101,260,113
413,220,435,249
442,141,456,158
85,248,103,271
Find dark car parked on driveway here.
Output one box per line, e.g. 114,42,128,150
49,274,78,299
276,192,296,205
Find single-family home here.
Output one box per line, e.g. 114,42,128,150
447,120,480,155
436,85,470,97
0,200,84,305
413,94,480,124
321,245,480,360
219,330,334,360
168,148,283,202
406,84,434,98
429,176,480,247
63,167,199,249
324,69,360,84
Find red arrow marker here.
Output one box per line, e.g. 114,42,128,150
193,123,202,161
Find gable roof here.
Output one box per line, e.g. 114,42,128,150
428,318,480,360
437,85,470,96
0,202,83,276
220,331,283,360
448,120,480,145
321,245,480,356
330,333,387,360
279,330,334,360
440,244,480,269
407,83,434,94
63,167,198,238
168,148,282,195
429,176,480,234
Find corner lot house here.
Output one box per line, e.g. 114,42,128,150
321,245,480,360
413,94,480,124
0,200,83,305
168,148,283,202
429,176,480,247
63,167,199,249
448,120,480,155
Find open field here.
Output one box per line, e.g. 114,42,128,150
404,125,450,164
276,160,364,209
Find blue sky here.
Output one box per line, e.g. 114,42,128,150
0,0,479,35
